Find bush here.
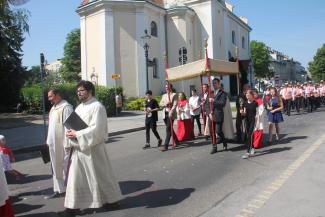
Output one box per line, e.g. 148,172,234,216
21,83,123,116
125,95,162,110
21,85,43,113
96,86,123,116
126,97,146,110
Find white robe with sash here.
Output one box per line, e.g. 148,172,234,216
64,97,120,209
222,97,235,140
46,100,73,193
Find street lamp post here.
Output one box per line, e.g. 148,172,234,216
40,53,47,142
141,29,151,91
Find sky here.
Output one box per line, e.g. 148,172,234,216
20,0,325,69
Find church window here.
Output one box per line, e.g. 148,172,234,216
151,21,158,37
232,30,236,45
242,36,245,49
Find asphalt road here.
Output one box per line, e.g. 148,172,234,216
8,107,325,217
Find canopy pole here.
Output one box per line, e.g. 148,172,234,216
200,75,206,132
164,53,175,147
204,39,216,145
236,46,241,95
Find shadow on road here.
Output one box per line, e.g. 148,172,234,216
14,152,43,162
84,188,195,215
252,146,292,158
15,212,58,217
119,188,195,209
18,187,53,197
12,203,44,215
106,136,124,143
6,174,51,185
275,136,307,145
119,180,154,195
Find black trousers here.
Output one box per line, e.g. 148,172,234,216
145,120,161,144
191,114,202,134
285,99,292,116
236,112,244,141
208,117,225,146
294,97,302,113
163,115,179,149
245,119,255,153
307,97,314,112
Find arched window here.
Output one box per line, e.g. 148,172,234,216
150,21,157,37
242,36,245,49
232,30,236,45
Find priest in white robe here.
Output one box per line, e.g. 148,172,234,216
223,96,235,140
64,81,120,215
45,88,73,199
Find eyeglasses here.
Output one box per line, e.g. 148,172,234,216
76,89,86,93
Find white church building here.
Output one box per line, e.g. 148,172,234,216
77,0,252,97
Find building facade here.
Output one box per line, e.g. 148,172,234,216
77,0,252,97
45,59,62,73
268,47,307,86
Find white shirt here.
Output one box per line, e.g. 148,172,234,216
189,95,201,116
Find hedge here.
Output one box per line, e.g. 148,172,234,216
21,83,123,116
125,95,162,110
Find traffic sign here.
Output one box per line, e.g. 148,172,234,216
112,73,120,80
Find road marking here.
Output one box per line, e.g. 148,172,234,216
235,134,325,217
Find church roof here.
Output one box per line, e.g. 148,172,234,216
81,0,163,7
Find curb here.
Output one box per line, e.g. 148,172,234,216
108,126,145,137
13,126,147,155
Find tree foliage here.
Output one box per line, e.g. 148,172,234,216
0,1,29,110
61,28,81,82
250,40,272,79
308,43,325,82
23,65,41,86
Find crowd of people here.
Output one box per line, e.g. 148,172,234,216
1,79,325,217
144,79,325,159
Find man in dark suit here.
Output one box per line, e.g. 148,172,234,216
208,78,227,154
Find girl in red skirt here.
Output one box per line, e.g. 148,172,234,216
176,92,195,142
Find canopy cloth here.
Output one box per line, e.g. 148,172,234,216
166,58,239,81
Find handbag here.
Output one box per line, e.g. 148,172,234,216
39,144,51,164
252,129,263,149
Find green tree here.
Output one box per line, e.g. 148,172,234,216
23,65,41,86
250,40,272,79
0,1,29,110
308,44,325,82
61,29,81,82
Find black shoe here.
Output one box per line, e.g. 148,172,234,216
104,202,120,211
57,209,80,217
143,143,150,149
157,139,162,147
205,136,210,141
44,192,64,199
210,147,218,154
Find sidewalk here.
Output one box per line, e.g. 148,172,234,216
0,105,236,154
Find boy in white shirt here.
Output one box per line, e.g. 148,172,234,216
189,89,202,136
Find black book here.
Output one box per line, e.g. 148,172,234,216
39,144,50,164
64,111,88,131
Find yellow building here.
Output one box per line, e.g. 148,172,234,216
77,0,252,97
